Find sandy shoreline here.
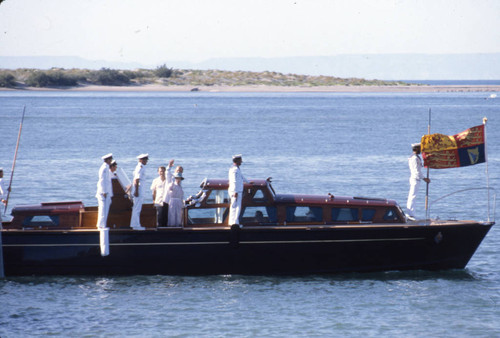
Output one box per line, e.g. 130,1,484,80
1,84,499,93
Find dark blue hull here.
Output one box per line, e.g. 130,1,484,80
1,222,493,276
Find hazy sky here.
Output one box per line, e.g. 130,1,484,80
1,0,499,65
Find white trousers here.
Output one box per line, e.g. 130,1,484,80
406,178,421,218
96,194,112,228
130,194,144,227
228,192,242,225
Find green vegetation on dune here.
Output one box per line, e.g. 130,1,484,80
0,66,407,89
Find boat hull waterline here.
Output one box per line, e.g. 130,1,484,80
2,222,492,276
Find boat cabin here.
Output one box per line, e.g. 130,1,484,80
185,178,405,227
4,176,406,231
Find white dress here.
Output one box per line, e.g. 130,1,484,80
162,167,174,204
167,182,184,226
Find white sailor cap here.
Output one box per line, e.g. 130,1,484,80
110,160,117,166
137,153,149,159
0,167,3,171
101,153,113,160
232,154,242,160
411,143,421,148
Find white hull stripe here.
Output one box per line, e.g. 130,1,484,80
240,237,425,244
3,237,425,248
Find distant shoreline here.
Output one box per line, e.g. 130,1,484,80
1,84,499,93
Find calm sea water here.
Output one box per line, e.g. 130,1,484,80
0,91,499,336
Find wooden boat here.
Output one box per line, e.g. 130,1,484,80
0,174,494,276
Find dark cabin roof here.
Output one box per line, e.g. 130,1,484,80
274,194,397,207
202,179,269,189
202,178,397,207
11,201,84,215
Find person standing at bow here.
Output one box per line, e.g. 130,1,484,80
96,153,113,229
406,143,431,221
130,153,148,230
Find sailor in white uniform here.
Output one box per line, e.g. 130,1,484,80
228,154,250,226
130,153,149,230
96,153,113,229
406,143,430,220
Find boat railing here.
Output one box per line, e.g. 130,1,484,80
429,187,496,224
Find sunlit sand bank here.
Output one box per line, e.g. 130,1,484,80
1,84,499,93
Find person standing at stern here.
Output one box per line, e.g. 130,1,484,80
406,143,430,221
130,153,149,230
228,154,250,227
96,153,113,229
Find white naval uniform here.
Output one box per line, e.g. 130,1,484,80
96,162,113,229
406,153,425,218
228,164,248,225
167,181,184,227
130,162,146,228
0,177,6,226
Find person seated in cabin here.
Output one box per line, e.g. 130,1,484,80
305,209,316,221
167,171,185,227
254,210,265,223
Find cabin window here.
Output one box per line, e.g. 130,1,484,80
22,215,59,227
252,189,268,203
361,208,376,221
383,208,399,221
206,190,229,205
286,206,323,222
241,206,277,224
332,208,359,222
187,207,227,225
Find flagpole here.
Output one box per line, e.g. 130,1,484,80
3,106,25,215
425,108,431,220
483,117,490,222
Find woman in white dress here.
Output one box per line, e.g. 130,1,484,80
167,172,184,226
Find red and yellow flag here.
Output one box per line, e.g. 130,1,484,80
421,125,486,169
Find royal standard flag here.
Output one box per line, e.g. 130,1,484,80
421,124,486,169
